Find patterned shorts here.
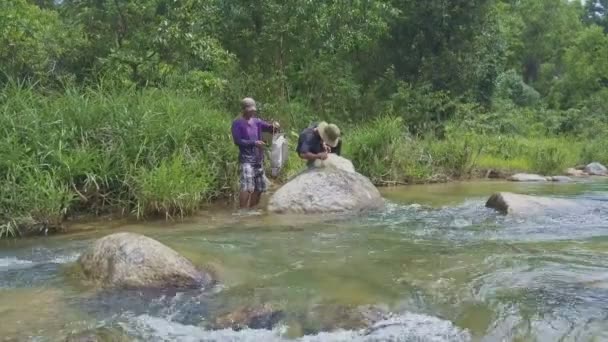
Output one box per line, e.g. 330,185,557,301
240,163,267,193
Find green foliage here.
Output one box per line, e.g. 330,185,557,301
552,25,608,107
0,0,79,85
426,133,482,178
475,136,581,175
345,117,429,184
132,153,213,219
1,0,608,237
494,70,540,107
580,140,608,165
385,83,456,134
0,84,240,235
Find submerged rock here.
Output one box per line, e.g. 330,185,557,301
507,173,547,182
268,161,384,214
363,313,470,341
78,232,213,289
584,162,608,176
212,303,284,331
486,192,583,215
65,326,131,342
304,304,389,333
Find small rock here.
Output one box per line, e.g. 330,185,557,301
213,303,284,331
584,162,608,176
565,168,588,177
507,173,547,182
548,176,572,182
485,169,504,179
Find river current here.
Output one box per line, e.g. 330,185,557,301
1,180,607,341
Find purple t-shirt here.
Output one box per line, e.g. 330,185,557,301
231,117,273,164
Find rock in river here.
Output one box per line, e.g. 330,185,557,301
78,232,213,289
548,176,572,182
212,303,284,331
268,160,384,214
507,173,547,182
584,162,608,176
566,168,588,177
486,192,583,215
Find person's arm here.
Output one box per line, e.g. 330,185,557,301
231,122,256,146
298,132,327,161
258,119,280,134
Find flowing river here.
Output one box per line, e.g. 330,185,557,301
1,180,608,341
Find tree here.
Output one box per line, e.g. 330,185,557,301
0,0,77,85
60,0,233,88
552,25,608,107
584,0,608,33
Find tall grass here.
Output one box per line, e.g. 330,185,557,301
1,83,608,238
0,84,239,237
345,116,432,184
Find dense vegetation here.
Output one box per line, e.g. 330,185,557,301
1,0,607,237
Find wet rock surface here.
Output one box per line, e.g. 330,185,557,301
78,232,213,289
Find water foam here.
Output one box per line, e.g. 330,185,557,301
49,253,80,264
127,312,470,342
0,257,33,269
0,252,78,272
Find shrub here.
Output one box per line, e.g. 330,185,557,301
132,153,213,219
345,116,431,184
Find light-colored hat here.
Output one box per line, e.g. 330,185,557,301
241,97,257,112
317,121,340,148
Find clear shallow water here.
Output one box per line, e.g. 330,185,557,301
1,180,608,341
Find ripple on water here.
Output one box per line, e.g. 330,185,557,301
472,252,608,341
0,257,34,270
366,197,608,244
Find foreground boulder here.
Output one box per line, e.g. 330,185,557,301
268,163,384,214
584,162,608,176
78,232,213,289
486,192,583,215
507,173,547,182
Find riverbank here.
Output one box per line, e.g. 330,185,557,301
2,86,608,238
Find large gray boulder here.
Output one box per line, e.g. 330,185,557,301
78,232,213,289
268,167,384,214
507,173,547,182
584,162,608,176
486,192,583,215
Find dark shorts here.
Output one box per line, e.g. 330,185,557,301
240,163,267,193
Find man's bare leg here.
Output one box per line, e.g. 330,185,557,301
239,191,251,209
250,191,262,207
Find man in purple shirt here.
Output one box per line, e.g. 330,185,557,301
231,98,279,209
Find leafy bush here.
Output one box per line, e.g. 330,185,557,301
385,83,456,135
345,116,431,184
426,133,482,177
494,70,541,107
132,153,213,219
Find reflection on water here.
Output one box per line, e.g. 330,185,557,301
1,179,607,341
